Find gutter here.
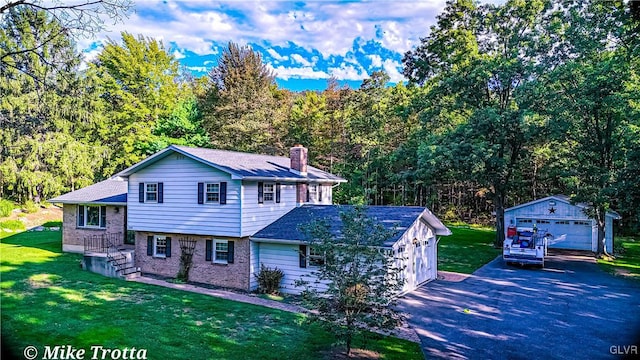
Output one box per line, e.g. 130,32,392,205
242,176,347,183
249,237,304,244
48,201,127,206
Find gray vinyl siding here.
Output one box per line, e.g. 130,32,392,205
241,182,298,237
393,217,437,293
605,217,614,253
127,154,241,237
256,242,327,295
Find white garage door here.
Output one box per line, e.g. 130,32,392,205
516,218,593,251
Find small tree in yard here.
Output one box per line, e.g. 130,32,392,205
296,207,404,356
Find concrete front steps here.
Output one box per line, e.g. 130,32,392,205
82,249,140,280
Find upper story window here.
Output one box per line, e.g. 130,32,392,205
263,183,274,202
308,184,326,203
139,182,163,203
198,182,226,205
308,184,318,202
258,182,280,204
206,183,220,203
146,183,158,202
77,205,106,228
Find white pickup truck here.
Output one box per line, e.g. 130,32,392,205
503,227,549,267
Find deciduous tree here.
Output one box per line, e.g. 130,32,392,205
296,207,404,355
403,0,550,246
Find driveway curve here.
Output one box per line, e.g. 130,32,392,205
399,252,640,359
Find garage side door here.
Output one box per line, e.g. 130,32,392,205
547,220,593,251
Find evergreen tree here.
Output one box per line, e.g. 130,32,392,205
0,7,106,202
202,42,285,154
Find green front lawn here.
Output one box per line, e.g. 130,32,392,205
597,236,640,279
1,231,422,360
438,226,499,274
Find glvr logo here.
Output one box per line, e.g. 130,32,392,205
610,345,638,355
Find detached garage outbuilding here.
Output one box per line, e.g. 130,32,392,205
504,195,621,253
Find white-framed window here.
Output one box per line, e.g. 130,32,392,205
154,235,168,257
214,240,229,264
206,183,220,203
77,205,106,228
308,246,325,267
263,183,275,202
145,183,158,203
308,184,318,202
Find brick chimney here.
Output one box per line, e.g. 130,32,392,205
290,145,308,205
290,144,308,175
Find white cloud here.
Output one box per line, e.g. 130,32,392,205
186,66,208,73
328,64,368,81
367,54,383,67
172,49,185,59
77,0,449,84
268,65,329,80
291,54,312,67
266,48,288,61
382,59,405,82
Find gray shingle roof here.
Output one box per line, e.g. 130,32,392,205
505,195,621,219
48,178,127,204
252,205,451,247
117,145,346,182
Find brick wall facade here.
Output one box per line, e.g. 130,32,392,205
134,231,250,291
62,204,126,253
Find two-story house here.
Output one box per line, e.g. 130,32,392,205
50,145,450,294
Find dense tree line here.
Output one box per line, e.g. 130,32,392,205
1,0,638,251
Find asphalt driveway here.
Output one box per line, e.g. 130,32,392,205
399,252,640,359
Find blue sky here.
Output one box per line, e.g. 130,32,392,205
81,1,460,91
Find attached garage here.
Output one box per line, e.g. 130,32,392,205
505,195,621,253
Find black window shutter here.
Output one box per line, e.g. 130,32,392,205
78,205,84,227
205,240,212,261
220,182,227,205
306,187,310,202
227,241,234,263
100,206,106,227
275,183,281,203
299,244,307,268
147,236,153,256
197,182,204,204
165,236,171,257
139,183,145,203
158,182,164,203
258,182,264,204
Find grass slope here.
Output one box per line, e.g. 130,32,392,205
1,231,422,360
597,236,640,279
438,226,500,274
